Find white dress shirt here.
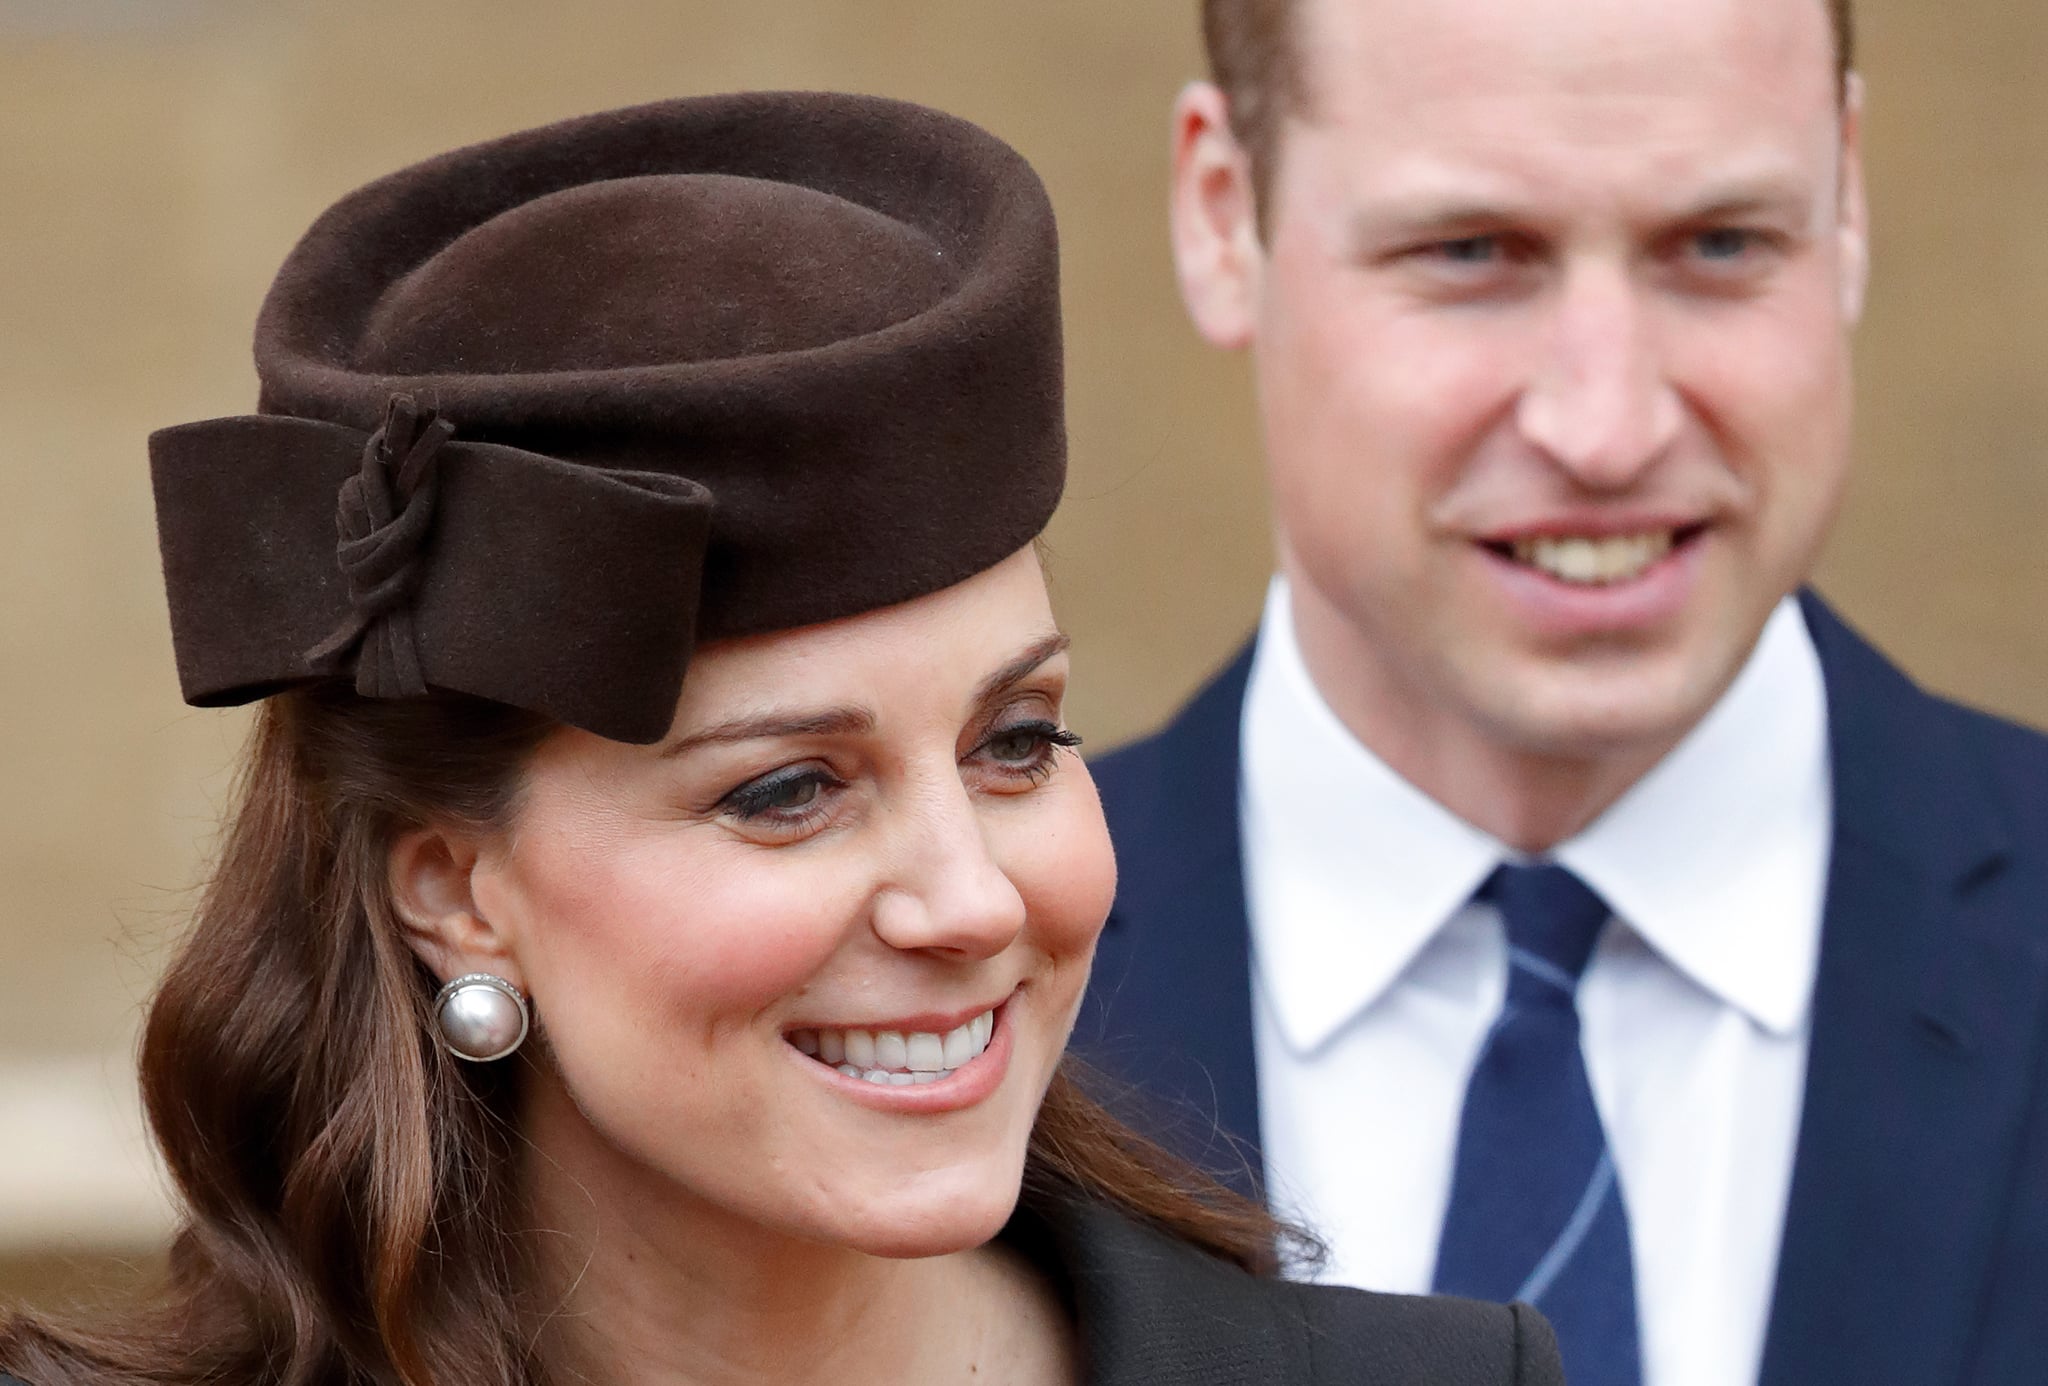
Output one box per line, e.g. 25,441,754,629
1242,577,1832,1386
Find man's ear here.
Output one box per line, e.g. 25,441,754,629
1168,81,1265,350
1836,73,1871,325
388,826,524,991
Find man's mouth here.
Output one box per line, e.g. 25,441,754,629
787,1008,997,1086
1484,526,1704,587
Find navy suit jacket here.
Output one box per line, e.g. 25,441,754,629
1080,593,2048,1385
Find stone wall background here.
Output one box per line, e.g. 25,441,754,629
3,0,2044,1299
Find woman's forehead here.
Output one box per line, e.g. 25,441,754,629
671,547,1059,729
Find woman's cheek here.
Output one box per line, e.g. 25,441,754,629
670,875,868,1008
1008,775,1117,962
501,833,864,1021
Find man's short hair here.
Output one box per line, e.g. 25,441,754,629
1204,0,1856,221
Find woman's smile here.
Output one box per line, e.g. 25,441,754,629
786,997,1015,1111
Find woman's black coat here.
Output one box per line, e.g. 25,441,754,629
0,1202,1561,1386
1014,1194,1565,1385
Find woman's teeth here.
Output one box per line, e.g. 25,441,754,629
788,1010,995,1086
1509,531,1675,585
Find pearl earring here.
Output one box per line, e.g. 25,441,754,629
433,973,530,1062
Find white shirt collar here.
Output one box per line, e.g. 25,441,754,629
1242,577,1831,1056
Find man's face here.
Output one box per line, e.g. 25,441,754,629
1198,0,1865,772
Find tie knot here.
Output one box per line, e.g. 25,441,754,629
1484,862,1610,996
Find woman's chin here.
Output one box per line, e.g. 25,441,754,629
813,1177,1025,1260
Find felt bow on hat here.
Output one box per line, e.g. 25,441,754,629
150,395,713,744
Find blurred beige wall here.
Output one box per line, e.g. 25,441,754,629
3,0,2044,1294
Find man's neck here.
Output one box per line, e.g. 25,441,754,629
1282,579,1685,855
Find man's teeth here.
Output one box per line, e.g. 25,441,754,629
788,1010,995,1085
1509,532,1674,585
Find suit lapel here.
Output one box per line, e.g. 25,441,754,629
1759,595,2048,1385
1086,642,1265,1188
1016,1190,1310,1386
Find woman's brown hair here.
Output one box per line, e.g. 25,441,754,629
0,685,1299,1386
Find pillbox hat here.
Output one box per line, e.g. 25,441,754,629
150,91,1066,743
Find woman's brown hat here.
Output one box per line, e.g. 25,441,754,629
150,92,1065,743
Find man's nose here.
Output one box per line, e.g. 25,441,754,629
868,782,1028,960
1515,265,1682,487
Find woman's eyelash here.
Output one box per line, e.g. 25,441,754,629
980,720,1083,779
989,719,1081,747
716,722,1082,825
718,766,837,822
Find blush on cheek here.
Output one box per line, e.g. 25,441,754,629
671,885,862,1006
1006,787,1118,961
498,836,862,1028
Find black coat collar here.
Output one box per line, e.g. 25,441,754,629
1009,1191,1313,1385
1008,1189,1558,1386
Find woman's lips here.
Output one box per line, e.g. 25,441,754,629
789,1006,997,1085
785,1001,1014,1112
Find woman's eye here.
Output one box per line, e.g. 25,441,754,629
987,726,1054,763
974,719,1083,785
719,768,833,823
755,777,820,810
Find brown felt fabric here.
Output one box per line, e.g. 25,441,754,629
150,92,1065,743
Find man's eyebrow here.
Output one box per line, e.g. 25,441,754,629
1670,178,1814,223
1345,171,1820,251
1348,199,1526,248
659,706,877,758
972,632,1072,708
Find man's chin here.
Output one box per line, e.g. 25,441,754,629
1468,648,1737,767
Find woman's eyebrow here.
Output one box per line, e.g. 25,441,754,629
659,633,1069,758
660,706,877,758
973,632,1071,707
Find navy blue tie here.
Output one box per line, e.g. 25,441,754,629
1432,862,1643,1386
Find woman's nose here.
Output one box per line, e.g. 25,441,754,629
868,786,1029,959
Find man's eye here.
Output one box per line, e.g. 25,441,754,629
1432,235,1501,265
1693,228,1761,260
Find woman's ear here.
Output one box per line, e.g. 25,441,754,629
388,827,525,991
